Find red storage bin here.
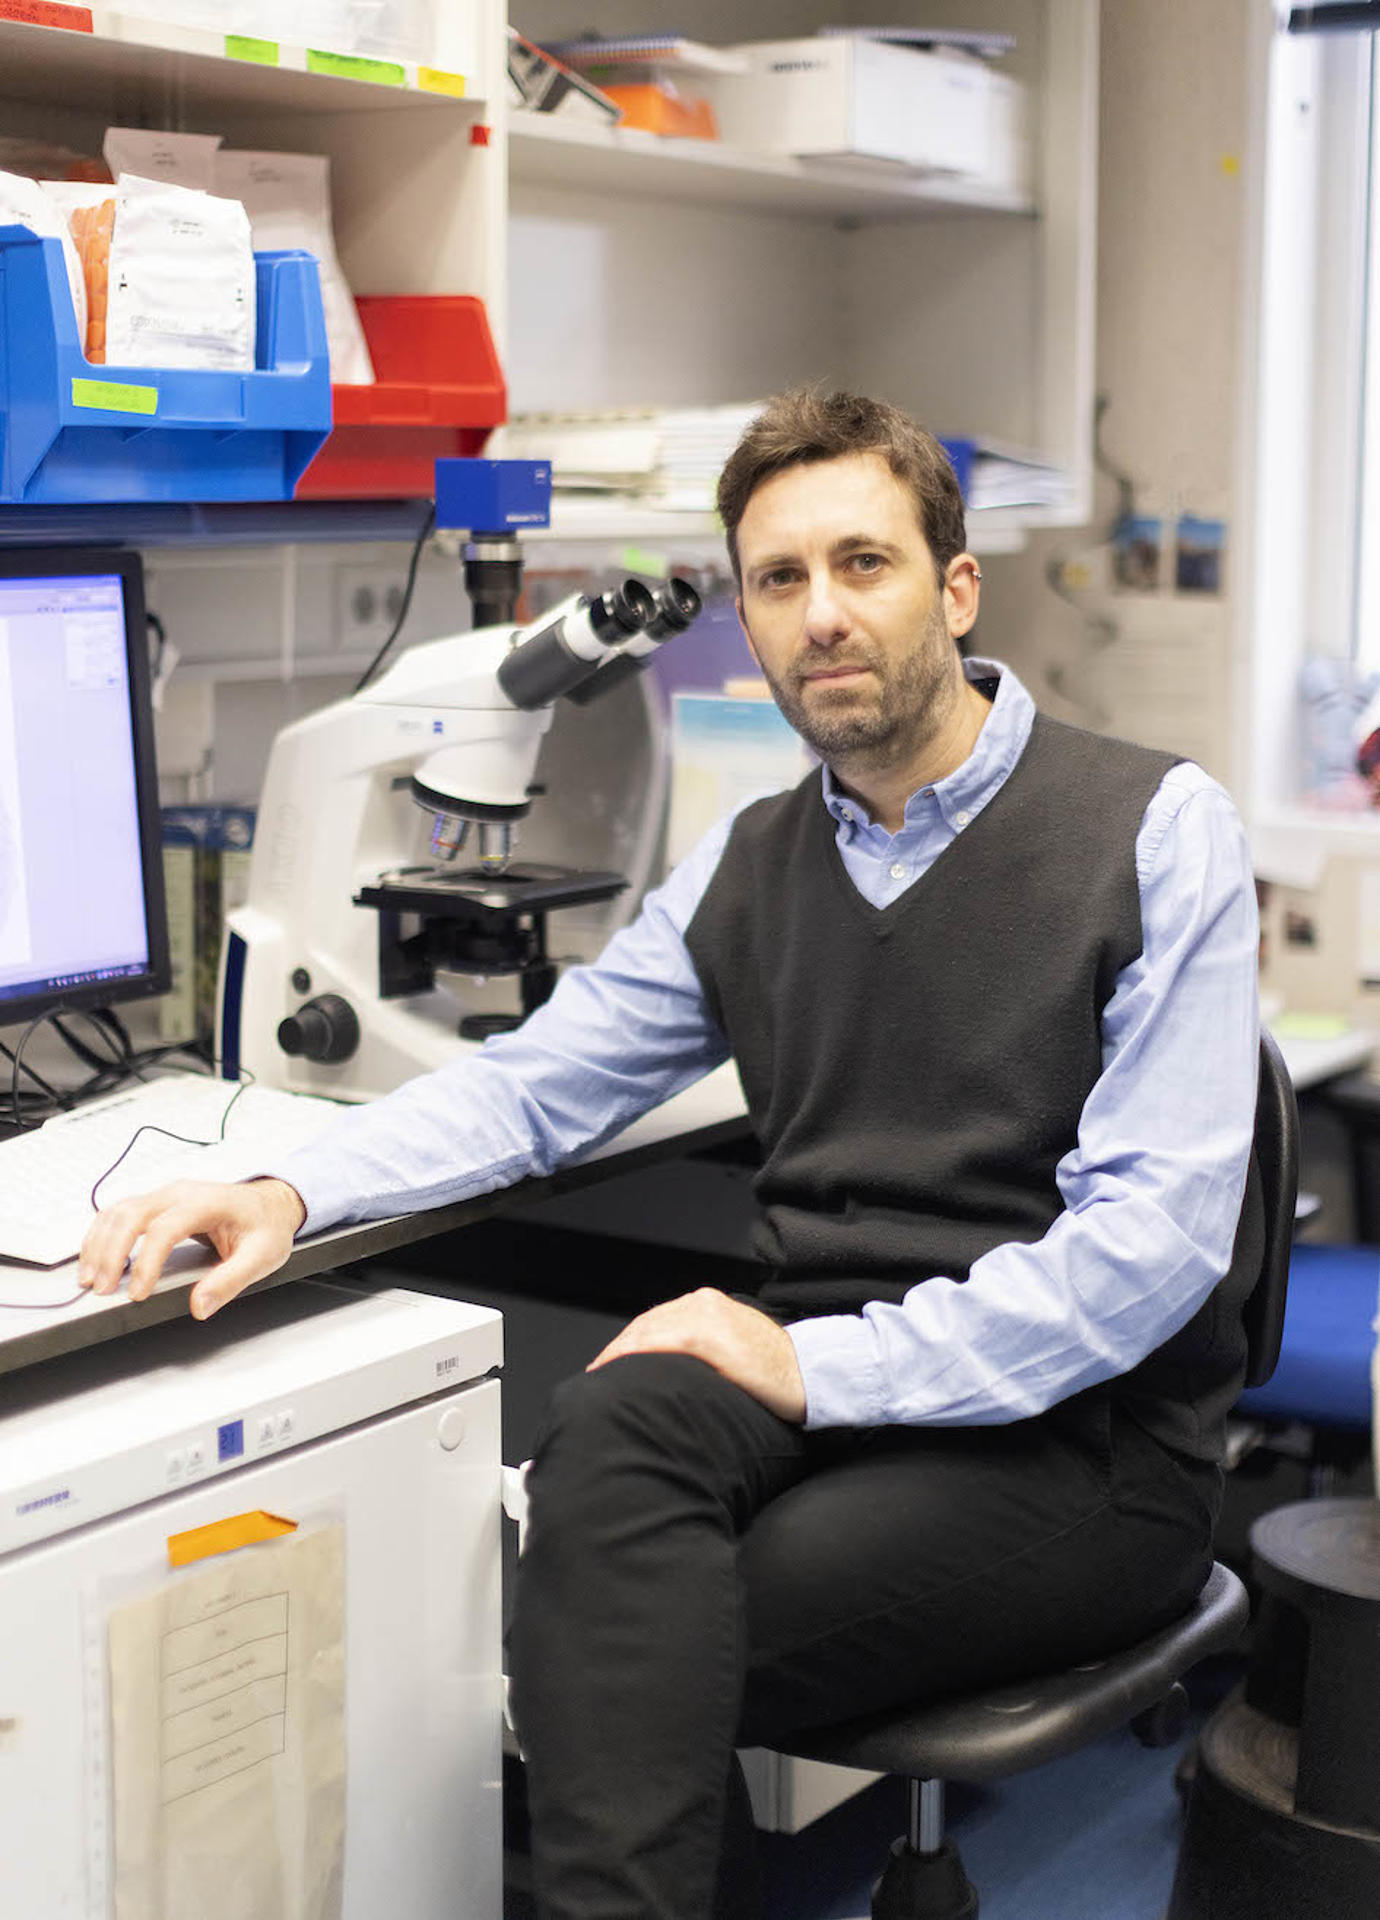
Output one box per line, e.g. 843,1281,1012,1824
295,295,506,498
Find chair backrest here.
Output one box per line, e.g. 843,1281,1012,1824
1241,1029,1300,1390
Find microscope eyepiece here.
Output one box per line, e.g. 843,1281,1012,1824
590,578,657,641
564,576,704,706
645,577,702,641
497,579,657,710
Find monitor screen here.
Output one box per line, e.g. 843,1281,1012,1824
0,549,170,1029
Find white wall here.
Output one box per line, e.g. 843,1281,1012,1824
977,0,1255,792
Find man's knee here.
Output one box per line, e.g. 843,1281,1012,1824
529,1352,730,1512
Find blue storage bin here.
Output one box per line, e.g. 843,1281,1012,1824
939,437,976,501
0,226,332,505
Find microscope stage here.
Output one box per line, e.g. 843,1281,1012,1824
358,863,628,918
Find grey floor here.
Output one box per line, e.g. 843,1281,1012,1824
504,1712,1200,1920
756,1726,1193,1920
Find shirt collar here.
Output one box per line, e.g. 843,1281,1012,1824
821,657,1036,832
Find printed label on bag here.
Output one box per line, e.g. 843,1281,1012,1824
71,377,159,416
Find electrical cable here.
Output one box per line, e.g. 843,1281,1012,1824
352,503,437,694
87,1068,253,1212
3,1007,224,1134
0,1057,261,1310
6,1014,76,1130
4,1010,134,1130
147,609,167,679
1092,391,1137,536
51,1009,138,1083
1041,393,1131,725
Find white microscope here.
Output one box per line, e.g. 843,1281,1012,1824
217,460,701,1099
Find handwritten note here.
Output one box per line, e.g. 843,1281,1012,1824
108,1526,346,1920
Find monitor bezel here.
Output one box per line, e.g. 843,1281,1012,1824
0,546,171,1032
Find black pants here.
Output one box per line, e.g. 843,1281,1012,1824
507,1352,1220,1920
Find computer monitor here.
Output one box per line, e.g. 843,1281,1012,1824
0,548,170,1030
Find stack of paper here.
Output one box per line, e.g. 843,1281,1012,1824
494,410,1074,520
966,442,1075,512
496,403,766,512
539,35,749,76
648,403,764,509
819,25,1016,61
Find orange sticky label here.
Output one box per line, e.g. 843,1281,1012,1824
168,1511,298,1568
0,2,93,27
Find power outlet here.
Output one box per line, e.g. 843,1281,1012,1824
335,564,408,648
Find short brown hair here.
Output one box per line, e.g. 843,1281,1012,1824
717,389,967,587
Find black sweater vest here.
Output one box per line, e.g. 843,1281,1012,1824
683,712,1263,1463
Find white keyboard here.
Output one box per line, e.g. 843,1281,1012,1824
0,1077,342,1267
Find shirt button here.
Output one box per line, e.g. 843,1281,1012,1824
955,810,971,828
841,808,853,822
889,862,906,880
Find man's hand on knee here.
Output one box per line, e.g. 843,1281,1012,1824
587,1288,807,1423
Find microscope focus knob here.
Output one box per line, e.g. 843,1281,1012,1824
277,993,360,1065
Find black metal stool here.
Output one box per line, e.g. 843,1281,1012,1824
778,1563,1248,1918
771,1032,1299,1917
1168,1496,1380,1918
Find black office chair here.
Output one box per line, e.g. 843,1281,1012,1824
772,1032,1299,1919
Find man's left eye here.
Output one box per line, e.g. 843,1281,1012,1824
850,553,885,573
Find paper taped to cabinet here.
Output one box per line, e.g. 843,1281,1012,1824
107,1524,346,1920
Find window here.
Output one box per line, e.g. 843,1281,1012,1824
1249,5,1380,834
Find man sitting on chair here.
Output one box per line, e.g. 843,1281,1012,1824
80,390,1261,1920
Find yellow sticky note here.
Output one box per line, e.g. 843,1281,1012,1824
168,1510,298,1568
1271,1012,1350,1042
418,66,467,97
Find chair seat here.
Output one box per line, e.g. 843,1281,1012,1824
775,1562,1248,1784
1235,1243,1378,1430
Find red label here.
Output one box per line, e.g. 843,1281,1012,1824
0,1,94,26
469,124,492,147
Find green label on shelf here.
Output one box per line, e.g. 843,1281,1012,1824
225,35,279,65
71,378,158,416
620,545,669,579
306,48,405,85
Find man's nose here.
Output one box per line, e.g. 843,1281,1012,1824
803,573,851,645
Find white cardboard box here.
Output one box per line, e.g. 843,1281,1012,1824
711,40,1027,195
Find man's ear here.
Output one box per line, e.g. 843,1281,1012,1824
943,554,981,640
735,596,761,668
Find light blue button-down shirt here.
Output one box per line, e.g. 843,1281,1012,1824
270,660,1259,1432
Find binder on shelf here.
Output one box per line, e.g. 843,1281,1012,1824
0,227,331,505
939,437,975,500
295,294,506,498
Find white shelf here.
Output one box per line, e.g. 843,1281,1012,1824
509,111,1036,222
0,9,484,118
1251,805,1380,889
523,499,1041,557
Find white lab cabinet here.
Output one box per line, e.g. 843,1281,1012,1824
0,1284,503,1920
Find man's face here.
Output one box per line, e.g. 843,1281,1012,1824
735,452,969,767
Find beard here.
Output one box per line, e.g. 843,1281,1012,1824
755,603,957,767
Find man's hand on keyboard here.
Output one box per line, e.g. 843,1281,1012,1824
77,1178,309,1319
